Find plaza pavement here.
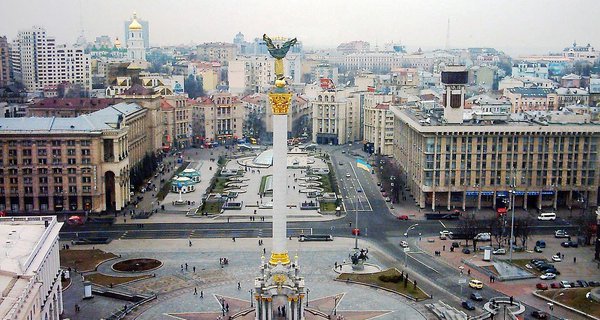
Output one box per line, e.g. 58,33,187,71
415,233,599,320
61,237,435,320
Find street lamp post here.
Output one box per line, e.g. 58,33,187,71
509,168,516,263
354,195,359,250
403,224,419,266
306,288,310,307
249,289,254,307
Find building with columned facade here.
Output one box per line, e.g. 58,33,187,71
0,216,63,320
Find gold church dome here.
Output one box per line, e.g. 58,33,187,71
128,12,143,30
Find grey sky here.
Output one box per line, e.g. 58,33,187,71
1,0,599,56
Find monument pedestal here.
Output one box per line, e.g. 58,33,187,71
255,256,305,320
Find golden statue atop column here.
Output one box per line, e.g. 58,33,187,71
264,34,296,115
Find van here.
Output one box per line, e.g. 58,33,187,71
537,212,556,221
535,240,546,248
298,234,333,242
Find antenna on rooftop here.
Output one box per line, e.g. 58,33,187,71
445,18,450,50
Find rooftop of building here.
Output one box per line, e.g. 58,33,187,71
29,98,121,110
555,87,588,95
0,102,142,133
390,103,600,130
507,87,554,96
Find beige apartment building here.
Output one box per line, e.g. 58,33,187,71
391,105,600,211
504,87,556,112
363,103,395,155
160,96,193,150
310,88,350,145
199,93,245,145
0,106,132,214
196,42,237,65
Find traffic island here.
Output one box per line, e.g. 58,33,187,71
112,258,163,273
84,272,154,286
336,268,430,301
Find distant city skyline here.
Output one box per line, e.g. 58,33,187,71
1,0,599,56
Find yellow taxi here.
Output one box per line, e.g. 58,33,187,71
468,279,483,289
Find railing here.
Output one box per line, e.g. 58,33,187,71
4,275,38,320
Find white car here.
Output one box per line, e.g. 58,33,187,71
540,273,556,280
400,241,409,248
474,232,491,241
346,172,351,178
492,248,506,255
440,230,453,237
551,255,562,262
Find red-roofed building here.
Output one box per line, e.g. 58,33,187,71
27,98,122,117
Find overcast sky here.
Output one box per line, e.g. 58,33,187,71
1,0,599,56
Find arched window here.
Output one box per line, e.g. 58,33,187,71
331,96,335,102
318,95,322,102
324,96,329,102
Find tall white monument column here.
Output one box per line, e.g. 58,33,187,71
254,34,304,320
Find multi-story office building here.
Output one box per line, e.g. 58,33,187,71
0,105,135,213
199,93,245,145
0,216,63,320
228,55,302,94
196,42,237,65
391,69,600,211
0,36,9,87
309,87,350,145
504,87,555,112
553,87,589,109
160,96,193,150
363,103,395,155
12,26,91,93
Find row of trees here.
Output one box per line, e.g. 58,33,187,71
130,153,159,189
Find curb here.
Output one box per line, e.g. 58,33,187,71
532,290,599,320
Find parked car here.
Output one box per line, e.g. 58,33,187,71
462,301,476,310
531,311,549,319
554,230,569,238
534,246,543,253
492,248,506,255
588,280,600,287
468,279,483,289
376,182,381,186
400,241,409,248
544,268,560,275
474,232,491,241
382,192,388,197
536,283,549,290
385,197,391,202
561,241,578,248
536,240,547,248
470,292,483,301
397,215,409,220
452,242,460,248
540,273,556,280
462,248,471,254
345,172,351,178
351,228,360,236
551,255,562,262
550,282,560,289
577,280,589,287
559,280,571,288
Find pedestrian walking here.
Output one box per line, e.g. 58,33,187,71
194,287,198,295
574,257,577,263
185,263,188,270
263,248,266,255
189,240,192,247
181,264,184,271
237,282,241,290
200,290,203,298
193,266,196,273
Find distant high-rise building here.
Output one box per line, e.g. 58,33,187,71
126,12,146,62
124,13,149,48
0,36,9,86
11,26,91,93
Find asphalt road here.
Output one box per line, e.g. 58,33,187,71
59,144,582,320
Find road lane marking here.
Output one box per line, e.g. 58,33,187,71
439,221,447,228
349,162,373,211
407,252,440,274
